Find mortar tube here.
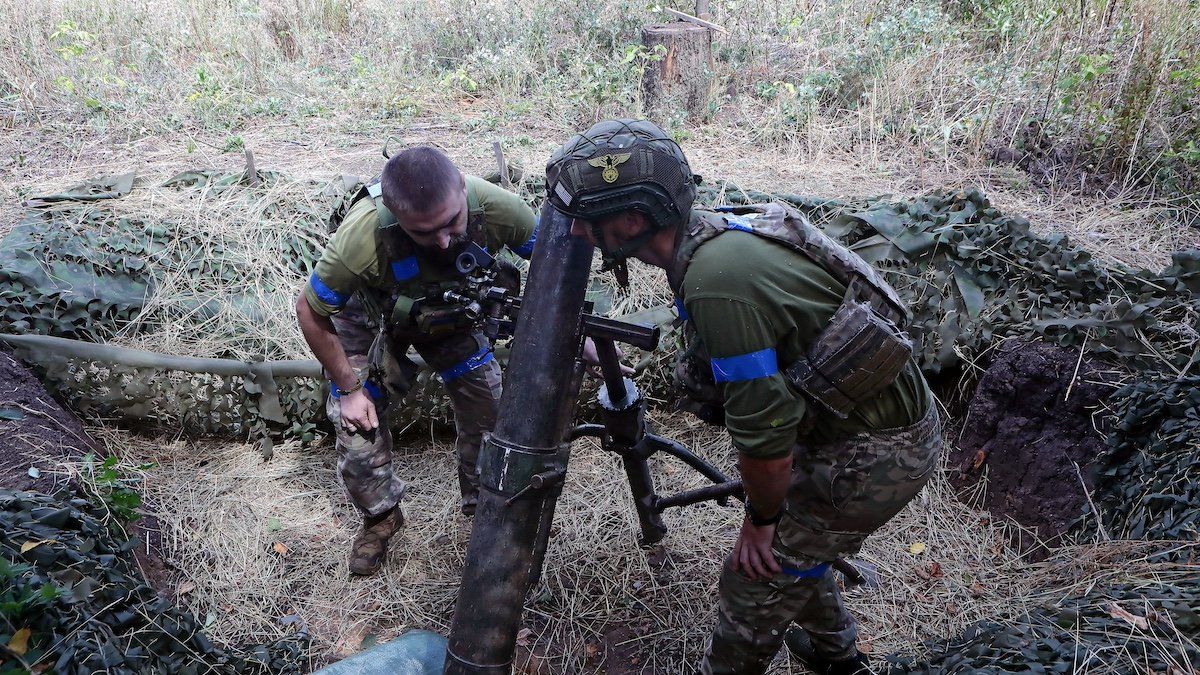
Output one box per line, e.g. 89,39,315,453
527,358,587,592
445,205,594,674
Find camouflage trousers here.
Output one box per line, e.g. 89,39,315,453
701,405,942,674
327,298,502,516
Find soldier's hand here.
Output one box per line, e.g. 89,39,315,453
581,337,635,378
339,389,379,433
731,518,782,581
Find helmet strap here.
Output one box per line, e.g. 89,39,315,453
591,219,661,289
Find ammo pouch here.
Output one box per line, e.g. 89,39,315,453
359,292,417,406
364,327,418,407
670,201,915,421
782,295,912,419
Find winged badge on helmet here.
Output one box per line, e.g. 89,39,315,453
587,153,632,183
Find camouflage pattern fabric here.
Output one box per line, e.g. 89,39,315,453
329,298,502,516
701,406,942,674
702,563,857,675
778,405,942,561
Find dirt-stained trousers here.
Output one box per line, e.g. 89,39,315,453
326,298,502,516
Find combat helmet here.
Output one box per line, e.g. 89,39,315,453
546,119,697,285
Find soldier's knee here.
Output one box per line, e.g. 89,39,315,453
338,435,391,468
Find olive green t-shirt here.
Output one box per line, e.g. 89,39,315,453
303,175,537,317
679,230,933,459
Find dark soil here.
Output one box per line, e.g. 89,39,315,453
0,343,173,595
0,343,94,491
948,340,1117,556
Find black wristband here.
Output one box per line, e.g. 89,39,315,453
745,500,783,527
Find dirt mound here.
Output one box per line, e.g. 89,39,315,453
0,344,176,595
0,344,94,492
948,340,1116,551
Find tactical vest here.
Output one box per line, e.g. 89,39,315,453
329,177,491,328
669,202,913,419
324,178,509,402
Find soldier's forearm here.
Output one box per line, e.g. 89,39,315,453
738,454,793,519
296,294,357,390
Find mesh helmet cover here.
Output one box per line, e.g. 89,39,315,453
546,119,696,231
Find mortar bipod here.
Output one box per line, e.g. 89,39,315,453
568,335,745,546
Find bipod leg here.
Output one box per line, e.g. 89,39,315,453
619,445,667,545
592,336,668,546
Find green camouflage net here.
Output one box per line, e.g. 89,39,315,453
887,574,1200,673
0,489,306,673
42,355,324,450
0,170,465,445
1,170,322,349
1097,375,1200,542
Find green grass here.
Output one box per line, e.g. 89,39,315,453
3,0,1198,213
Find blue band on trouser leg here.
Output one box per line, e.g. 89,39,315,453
330,380,386,406
438,346,495,383
780,562,831,579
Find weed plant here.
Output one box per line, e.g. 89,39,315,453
4,0,1198,219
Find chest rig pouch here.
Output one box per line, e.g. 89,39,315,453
329,179,493,401
669,202,913,420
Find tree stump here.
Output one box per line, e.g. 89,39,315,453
641,22,712,122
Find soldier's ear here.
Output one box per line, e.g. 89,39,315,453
633,211,654,234
612,211,646,237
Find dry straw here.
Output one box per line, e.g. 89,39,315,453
79,412,1191,673
24,127,1197,675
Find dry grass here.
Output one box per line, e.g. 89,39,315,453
6,0,1200,233
97,174,329,361
7,0,1199,671
77,412,1188,673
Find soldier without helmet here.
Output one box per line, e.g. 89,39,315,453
296,147,539,576
547,119,944,675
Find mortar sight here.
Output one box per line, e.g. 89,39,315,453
455,241,495,275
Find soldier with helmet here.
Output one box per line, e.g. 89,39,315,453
545,119,943,674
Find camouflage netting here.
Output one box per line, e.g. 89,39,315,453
1097,375,1200,542
0,489,306,673
3,168,1199,671
2,170,321,345
887,574,1200,673
0,170,468,447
